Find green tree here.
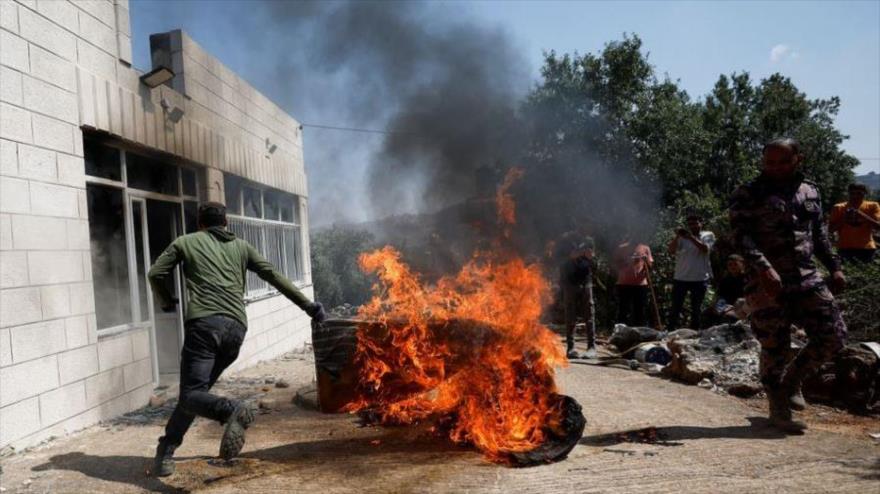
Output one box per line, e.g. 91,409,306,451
705,73,858,207
527,35,859,213
310,226,376,308
524,35,863,332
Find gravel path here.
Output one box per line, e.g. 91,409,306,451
1,349,877,493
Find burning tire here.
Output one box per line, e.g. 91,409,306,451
312,318,586,466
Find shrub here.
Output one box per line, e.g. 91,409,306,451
837,259,880,342
310,226,376,308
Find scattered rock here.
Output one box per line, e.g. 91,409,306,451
667,328,699,341
258,399,277,411
803,344,879,412
726,382,763,398
264,377,276,384
275,379,290,388
292,384,319,410
662,339,716,385
697,378,714,389
149,394,167,408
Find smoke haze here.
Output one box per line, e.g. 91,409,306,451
132,0,660,259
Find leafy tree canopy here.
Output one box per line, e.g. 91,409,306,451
526,34,858,219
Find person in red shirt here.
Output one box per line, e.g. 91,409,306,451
613,236,653,327
829,183,880,263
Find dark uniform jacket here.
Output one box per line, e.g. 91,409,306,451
148,226,310,327
559,256,593,288
729,173,841,291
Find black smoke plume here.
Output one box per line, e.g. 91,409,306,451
142,1,660,264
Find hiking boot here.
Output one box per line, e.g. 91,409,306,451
583,345,598,359
219,403,256,460
566,349,580,360
782,375,807,411
767,388,806,434
153,442,176,477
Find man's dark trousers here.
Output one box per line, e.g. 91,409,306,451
159,315,246,450
616,285,648,327
669,280,709,330
563,282,596,351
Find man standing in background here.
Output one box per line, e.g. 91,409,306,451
829,183,880,263
667,214,715,330
559,235,598,359
613,234,653,327
148,203,326,476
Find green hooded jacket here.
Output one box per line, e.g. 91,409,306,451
147,226,310,327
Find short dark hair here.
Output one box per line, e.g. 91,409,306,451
848,183,868,194
198,202,227,227
686,213,703,221
727,254,744,263
763,137,801,156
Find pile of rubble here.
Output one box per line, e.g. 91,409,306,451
328,303,359,318
605,323,880,412
660,323,763,396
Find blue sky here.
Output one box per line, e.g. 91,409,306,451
130,0,879,222
465,0,879,175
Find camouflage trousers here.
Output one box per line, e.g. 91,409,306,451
748,285,847,387
563,282,596,350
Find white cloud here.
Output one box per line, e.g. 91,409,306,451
770,44,799,63
770,44,789,63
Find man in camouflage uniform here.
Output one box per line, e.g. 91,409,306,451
558,234,598,359
729,137,847,433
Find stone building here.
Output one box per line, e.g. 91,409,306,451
0,0,313,450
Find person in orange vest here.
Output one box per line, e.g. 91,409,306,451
829,183,880,263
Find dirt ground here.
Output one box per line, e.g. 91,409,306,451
1,345,878,494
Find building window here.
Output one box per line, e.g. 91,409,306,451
84,138,122,181
243,186,262,218
84,138,202,333
224,175,242,213
126,153,180,195
181,168,198,196
86,183,133,329
224,173,305,298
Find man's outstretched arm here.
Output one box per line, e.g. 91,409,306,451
245,243,324,320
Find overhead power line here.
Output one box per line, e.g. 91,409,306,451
300,123,413,136
299,123,880,164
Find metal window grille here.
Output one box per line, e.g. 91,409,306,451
228,215,304,299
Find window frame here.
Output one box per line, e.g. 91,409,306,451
84,139,201,336
223,173,306,300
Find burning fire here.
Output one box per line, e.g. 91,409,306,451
346,169,568,462
495,167,524,232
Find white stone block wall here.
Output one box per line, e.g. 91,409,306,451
227,285,315,374
1,0,312,450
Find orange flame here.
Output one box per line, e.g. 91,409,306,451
495,167,524,234
346,168,567,462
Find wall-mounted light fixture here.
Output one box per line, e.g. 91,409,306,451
265,137,277,154
140,66,175,88
160,97,185,123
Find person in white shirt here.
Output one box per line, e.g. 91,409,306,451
667,214,715,329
